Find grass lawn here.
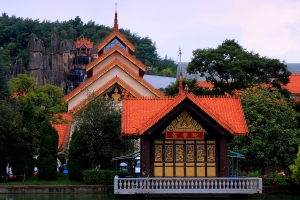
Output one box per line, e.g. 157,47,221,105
0,173,85,185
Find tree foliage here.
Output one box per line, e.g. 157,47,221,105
0,13,176,77
12,100,35,178
290,147,300,184
229,85,300,173
68,96,134,181
36,118,58,180
187,39,291,94
8,74,67,124
164,78,218,96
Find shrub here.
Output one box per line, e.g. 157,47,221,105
117,170,129,178
82,169,115,185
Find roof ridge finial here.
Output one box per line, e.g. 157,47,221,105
178,47,183,95
114,2,118,30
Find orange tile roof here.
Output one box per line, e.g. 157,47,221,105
197,81,214,90
64,58,163,102
86,45,146,72
97,29,135,53
283,74,300,95
122,93,248,137
52,112,72,149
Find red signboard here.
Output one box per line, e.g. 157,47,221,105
165,131,204,140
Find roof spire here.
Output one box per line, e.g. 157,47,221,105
178,47,183,95
114,2,118,30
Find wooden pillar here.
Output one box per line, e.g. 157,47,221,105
219,136,229,177
141,134,151,178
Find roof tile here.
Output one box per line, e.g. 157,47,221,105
122,93,248,137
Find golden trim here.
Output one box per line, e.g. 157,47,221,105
154,163,163,166
207,163,216,166
175,163,184,166
165,141,173,144
175,141,184,144
165,163,173,167
196,141,205,144
154,140,163,144
207,140,216,144
196,163,205,166
186,163,194,167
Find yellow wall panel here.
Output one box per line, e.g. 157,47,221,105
154,167,163,177
207,167,216,177
197,167,205,176
165,167,173,177
186,167,194,176
176,167,184,176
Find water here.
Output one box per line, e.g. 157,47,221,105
0,194,299,200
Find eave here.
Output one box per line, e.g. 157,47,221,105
97,30,135,53
64,58,163,102
86,45,146,72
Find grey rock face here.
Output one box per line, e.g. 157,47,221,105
13,59,26,78
30,36,44,52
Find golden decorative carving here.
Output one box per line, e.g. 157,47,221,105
103,85,123,102
197,145,205,162
165,145,173,162
207,140,216,144
207,145,215,162
176,145,184,162
186,145,194,162
155,145,162,162
175,141,184,144
165,110,206,132
165,140,173,144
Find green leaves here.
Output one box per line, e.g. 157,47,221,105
229,86,300,172
187,39,291,94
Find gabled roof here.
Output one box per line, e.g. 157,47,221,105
52,112,72,149
122,92,248,137
283,74,300,95
86,45,146,72
96,12,135,53
97,29,135,53
71,76,142,113
64,58,163,102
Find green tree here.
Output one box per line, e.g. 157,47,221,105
187,39,291,94
68,96,134,181
164,78,217,96
8,73,36,96
290,147,300,184
13,100,35,179
0,100,24,177
8,74,67,122
229,85,300,174
0,57,11,100
36,118,58,180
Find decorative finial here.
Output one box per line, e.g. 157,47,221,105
179,47,182,76
114,2,118,30
178,47,183,95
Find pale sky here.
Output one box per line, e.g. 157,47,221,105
1,0,300,63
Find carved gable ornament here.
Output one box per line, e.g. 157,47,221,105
165,110,206,140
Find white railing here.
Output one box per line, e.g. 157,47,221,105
114,176,262,195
